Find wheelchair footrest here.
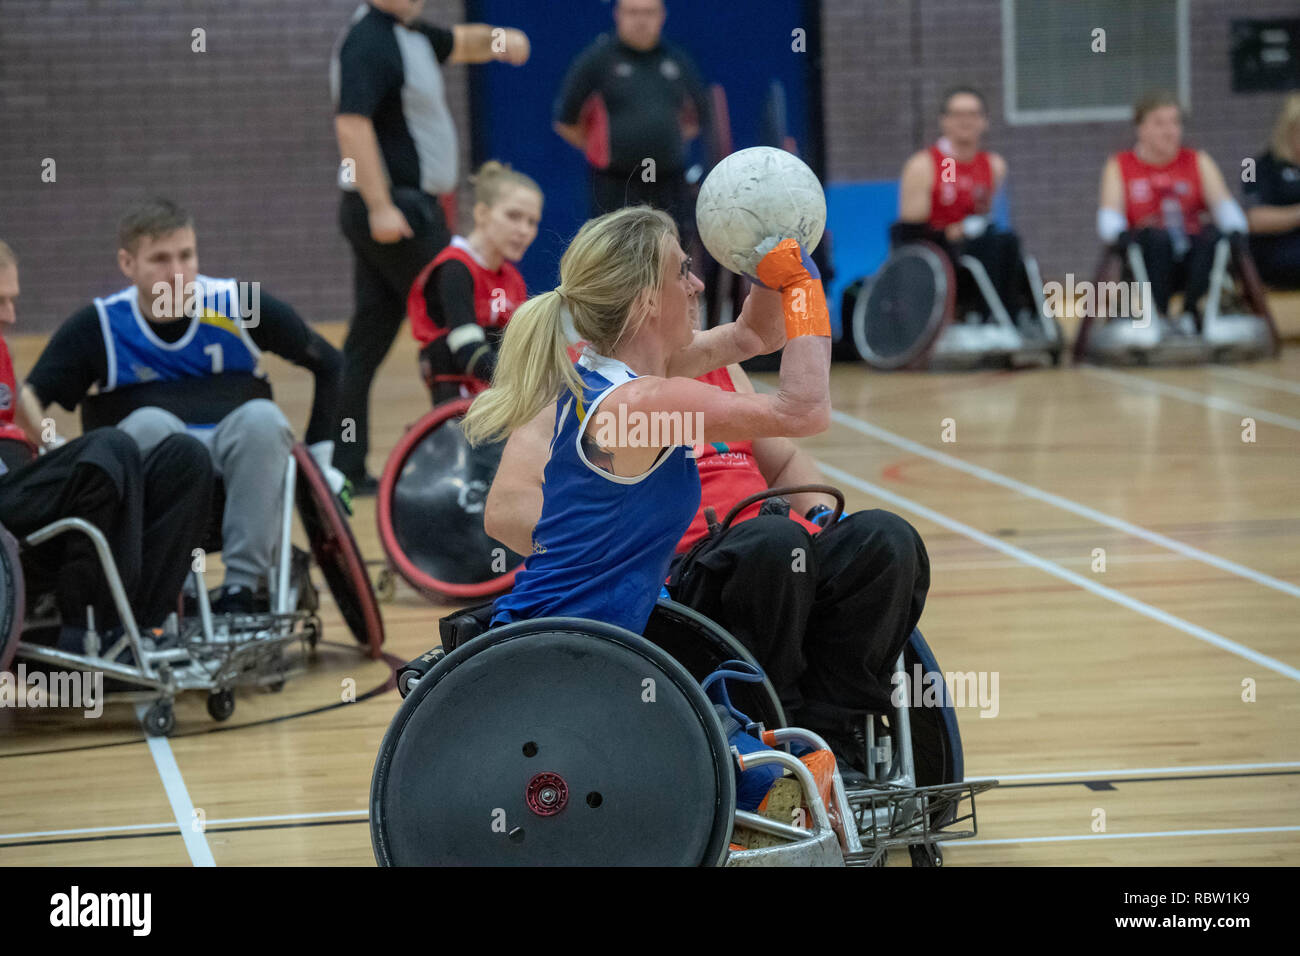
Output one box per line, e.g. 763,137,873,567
841,778,999,865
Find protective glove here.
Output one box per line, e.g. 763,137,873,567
308,439,354,516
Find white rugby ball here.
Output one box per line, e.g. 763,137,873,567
695,146,826,277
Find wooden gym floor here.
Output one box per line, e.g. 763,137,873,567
1,320,1297,866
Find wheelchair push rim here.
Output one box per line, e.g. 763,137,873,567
371,617,737,866
853,242,954,370
377,399,523,602
903,627,964,825
0,525,24,674
293,443,385,658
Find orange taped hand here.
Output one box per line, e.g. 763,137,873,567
754,238,831,339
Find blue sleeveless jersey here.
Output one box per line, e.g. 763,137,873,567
492,350,701,635
93,277,263,421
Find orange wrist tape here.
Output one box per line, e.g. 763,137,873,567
754,238,831,339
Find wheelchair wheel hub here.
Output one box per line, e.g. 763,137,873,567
525,772,569,816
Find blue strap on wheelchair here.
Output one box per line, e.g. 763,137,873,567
700,660,765,734
702,660,781,812
807,504,849,528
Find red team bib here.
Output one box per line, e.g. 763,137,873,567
928,144,994,231
407,240,528,346
0,335,34,449
676,366,821,553
1116,148,1206,235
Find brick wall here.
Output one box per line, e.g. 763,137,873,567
821,0,1299,282
0,0,471,334
3,0,1295,333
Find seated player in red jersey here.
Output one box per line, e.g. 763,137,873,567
407,161,541,405
484,358,929,780
895,86,1036,324
1097,91,1249,328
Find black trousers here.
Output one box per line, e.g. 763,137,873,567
1130,226,1221,318
951,229,1033,319
1249,230,1300,290
591,168,695,245
337,188,451,478
667,511,930,734
0,429,214,630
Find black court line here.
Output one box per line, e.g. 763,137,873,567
5,766,1298,852
0,644,405,760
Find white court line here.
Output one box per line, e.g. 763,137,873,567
1084,366,1300,433
934,551,1192,573
816,460,1300,683
0,809,368,842
1208,365,1300,397
983,760,1300,782
8,758,1298,843
959,824,1300,847
134,703,215,867
823,404,1300,599
0,820,184,840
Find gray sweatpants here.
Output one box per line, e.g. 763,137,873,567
118,399,293,591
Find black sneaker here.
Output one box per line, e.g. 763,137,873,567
345,472,380,498
211,585,263,615
837,760,871,789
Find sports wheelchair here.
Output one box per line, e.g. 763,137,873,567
376,374,523,603
1,442,383,736
848,232,1064,371
1074,233,1280,365
371,488,996,867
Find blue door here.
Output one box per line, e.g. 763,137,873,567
466,0,817,293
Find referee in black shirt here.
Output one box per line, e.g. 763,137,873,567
553,0,710,238
331,0,529,491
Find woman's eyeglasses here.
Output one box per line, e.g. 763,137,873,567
679,255,694,280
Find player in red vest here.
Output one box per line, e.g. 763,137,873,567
895,86,1034,322
1097,91,1248,326
0,242,39,464
407,161,540,404
484,359,930,777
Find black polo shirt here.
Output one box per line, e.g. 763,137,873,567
555,34,709,178
1244,150,1300,210
331,3,457,196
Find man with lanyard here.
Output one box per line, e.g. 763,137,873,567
553,0,711,239
0,239,214,654
896,87,1035,323
331,0,530,491
21,199,343,614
